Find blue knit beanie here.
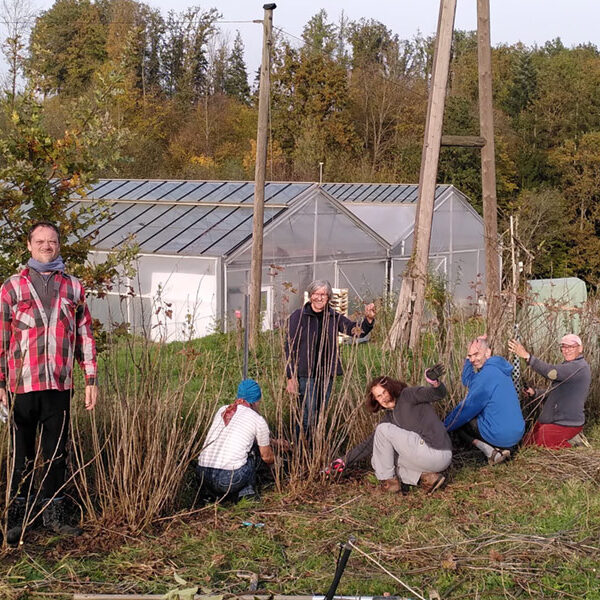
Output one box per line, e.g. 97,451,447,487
237,379,262,404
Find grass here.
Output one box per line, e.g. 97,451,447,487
2,290,600,599
2,435,600,599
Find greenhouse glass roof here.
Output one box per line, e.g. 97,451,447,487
76,180,314,256
71,180,470,258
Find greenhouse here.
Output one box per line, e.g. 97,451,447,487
324,182,487,305
75,179,486,341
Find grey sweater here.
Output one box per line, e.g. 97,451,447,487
344,383,451,468
529,354,591,426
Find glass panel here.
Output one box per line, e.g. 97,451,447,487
266,182,311,204
450,249,484,305
88,294,152,337
391,258,410,292
87,179,130,199
345,204,415,246
142,181,187,200
336,260,387,313
226,264,314,330
451,200,485,251
229,204,316,267
315,197,386,261
313,263,335,284
429,199,451,252
105,180,149,198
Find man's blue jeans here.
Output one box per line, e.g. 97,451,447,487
297,376,333,441
197,455,257,500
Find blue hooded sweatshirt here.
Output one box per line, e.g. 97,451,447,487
444,356,525,448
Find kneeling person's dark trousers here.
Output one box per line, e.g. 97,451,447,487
197,455,257,500
11,390,72,499
456,418,512,451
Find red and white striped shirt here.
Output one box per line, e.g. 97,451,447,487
0,268,97,394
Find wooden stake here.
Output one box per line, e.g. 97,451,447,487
386,0,457,350
477,0,501,337
248,3,276,350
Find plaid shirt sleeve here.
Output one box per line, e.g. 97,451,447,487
0,281,13,390
73,281,97,386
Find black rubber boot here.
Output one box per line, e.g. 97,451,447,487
42,498,82,536
6,497,27,545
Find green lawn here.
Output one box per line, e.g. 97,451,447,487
2,433,600,600
3,321,600,599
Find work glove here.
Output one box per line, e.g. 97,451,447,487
425,363,445,384
324,458,346,476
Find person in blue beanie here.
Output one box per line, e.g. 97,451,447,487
197,379,278,501
444,336,525,464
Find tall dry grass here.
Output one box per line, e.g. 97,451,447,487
2,280,600,537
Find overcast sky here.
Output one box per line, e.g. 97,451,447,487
4,0,600,80
178,0,599,74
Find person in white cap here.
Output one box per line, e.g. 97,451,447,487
508,333,591,448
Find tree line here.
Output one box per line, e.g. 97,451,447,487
2,0,600,286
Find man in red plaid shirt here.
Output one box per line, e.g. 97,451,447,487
0,221,97,544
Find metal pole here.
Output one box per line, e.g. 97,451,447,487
248,3,276,350
324,536,355,600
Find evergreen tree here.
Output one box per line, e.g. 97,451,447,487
302,9,336,56
503,50,538,118
210,39,228,96
160,6,219,102
224,32,250,104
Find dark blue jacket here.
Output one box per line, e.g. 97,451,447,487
285,302,373,380
444,356,525,448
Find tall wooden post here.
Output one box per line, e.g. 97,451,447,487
386,0,457,351
477,0,501,338
248,3,276,350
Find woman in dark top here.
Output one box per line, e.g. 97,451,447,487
332,366,452,494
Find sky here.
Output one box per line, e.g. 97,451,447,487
3,0,600,80
156,0,598,74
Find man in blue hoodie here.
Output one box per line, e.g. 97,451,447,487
444,336,525,464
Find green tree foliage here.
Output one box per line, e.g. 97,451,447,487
160,6,219,103
224,31,250,104
509,189,571,279
302,9,336,56
28,0,108,96
347,19,431,179
502,48,538,118
0,85,133,288
13,3,600,284
549,132,600,285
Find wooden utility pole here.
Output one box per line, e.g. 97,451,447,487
477,0,501,337
386,0,457,351
387,0,501,350
248,3,276,349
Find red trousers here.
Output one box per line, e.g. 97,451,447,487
523,422,583,449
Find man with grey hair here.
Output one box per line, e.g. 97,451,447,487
509,333,591,448
285,279,376,442
444,336,525,464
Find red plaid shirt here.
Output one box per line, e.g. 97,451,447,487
0,268,97,394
